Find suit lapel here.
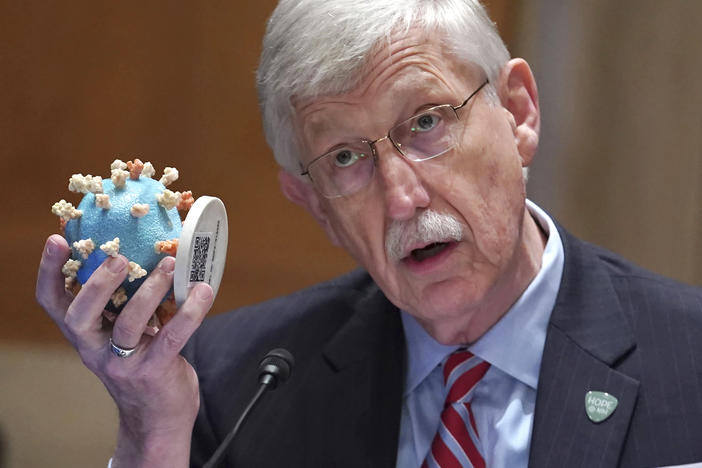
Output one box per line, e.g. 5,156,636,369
529,229,639,467
322,282,405,468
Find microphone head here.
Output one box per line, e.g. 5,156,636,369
258,348,295,389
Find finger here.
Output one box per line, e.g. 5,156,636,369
64,255,128,348
111,256,176,350
36,235,73,324
148,282,213,361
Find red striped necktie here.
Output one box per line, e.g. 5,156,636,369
421,349,491,468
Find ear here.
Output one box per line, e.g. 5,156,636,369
497,58,540,167
278,169,342,246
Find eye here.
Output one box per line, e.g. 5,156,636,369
333,149,365,168
411,112,440,133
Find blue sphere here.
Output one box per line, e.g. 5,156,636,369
64,176,182,308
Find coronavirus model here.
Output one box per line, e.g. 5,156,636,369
52,159,195,327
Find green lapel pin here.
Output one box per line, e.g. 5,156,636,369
585,391,618,423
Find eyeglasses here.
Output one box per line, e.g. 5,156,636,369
300,79,489,198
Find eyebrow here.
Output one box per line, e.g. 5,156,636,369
316,100,449,152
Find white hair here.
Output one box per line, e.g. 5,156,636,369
385,210,464,262
256,0,511,174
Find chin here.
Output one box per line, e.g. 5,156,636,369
412,278,494,343
422,275,483,312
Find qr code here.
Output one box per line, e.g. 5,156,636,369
190,235,211,282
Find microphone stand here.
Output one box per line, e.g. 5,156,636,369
202,348,294,468
202,382,270,468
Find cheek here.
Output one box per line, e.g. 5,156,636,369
459,119,525,201
326,200,387,263
430,127,526,260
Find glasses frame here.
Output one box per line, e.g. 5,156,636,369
301,78,490,198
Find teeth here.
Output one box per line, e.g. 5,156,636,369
410,242,448,262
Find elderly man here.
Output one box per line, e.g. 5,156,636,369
36,0,702,467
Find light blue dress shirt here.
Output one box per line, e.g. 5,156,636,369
395,200,564,468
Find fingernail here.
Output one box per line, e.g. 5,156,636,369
196,285,213,301
46,238,58,256
158,256,175,273
108,257,126,273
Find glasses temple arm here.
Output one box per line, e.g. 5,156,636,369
453,78,490,111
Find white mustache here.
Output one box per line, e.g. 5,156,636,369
385,210,464,262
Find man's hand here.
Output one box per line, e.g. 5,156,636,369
36,234,214,467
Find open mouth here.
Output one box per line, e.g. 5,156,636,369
409,242,450,262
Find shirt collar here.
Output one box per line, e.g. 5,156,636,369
400,200,564,395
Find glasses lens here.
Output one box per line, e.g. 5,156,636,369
390,105,457,161
308,142,374,197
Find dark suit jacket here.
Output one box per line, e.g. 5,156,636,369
183,228,702,467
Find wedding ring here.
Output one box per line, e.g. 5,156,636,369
109,337,137,358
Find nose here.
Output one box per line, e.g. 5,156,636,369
373,138,430,220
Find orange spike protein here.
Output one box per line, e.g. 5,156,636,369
177,191,195,211
127,159,144,180
154,239,179,256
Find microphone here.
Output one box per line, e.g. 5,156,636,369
203,348,295,468
257,348,294,388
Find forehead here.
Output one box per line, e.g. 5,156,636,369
294,30,476,156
